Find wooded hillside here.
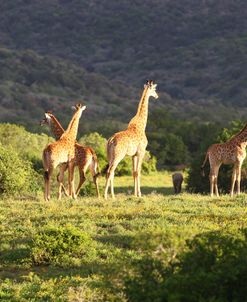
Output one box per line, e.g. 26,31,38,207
0,0,247,128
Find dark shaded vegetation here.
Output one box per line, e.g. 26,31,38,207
124,229,247,302
0,1,247,131
0,143,39,196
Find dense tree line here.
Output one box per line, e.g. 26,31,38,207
1,116,246,196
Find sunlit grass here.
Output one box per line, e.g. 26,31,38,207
1,172,247,301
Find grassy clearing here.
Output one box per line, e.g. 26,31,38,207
1,172,247,301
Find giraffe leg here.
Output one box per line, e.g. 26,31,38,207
213,164,221,197
68,161,76,199
209,170,215,197
60,164,69,196
75,166,87,197
230,166,237,197
110,176,115,199
44,172,48,201
44,167,53,201
57,164,68,200
89,160,100,198
132,155,138,196
104,160,120,199
104,167,111,200
136,151,145,197
236,162,242,195
71,163,76,199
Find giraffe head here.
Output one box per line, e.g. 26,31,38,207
71,103,86,114
144,80,158,99
40,111,53,126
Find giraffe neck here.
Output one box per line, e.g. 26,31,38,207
49,115,65,140
128,86,150,132
230,123,247,147
62,108,82,141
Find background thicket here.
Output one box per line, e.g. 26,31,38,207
0,0,247,129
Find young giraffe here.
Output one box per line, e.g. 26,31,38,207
40,111,100,198
201,122,247,197
42,103,85,201
104,80,158,199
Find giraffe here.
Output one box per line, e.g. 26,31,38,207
42,103,85,201
104,80,158,199
40,111,100,198
201,122,247,197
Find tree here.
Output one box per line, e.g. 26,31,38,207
0,144,39,196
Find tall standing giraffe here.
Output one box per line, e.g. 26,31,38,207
40,111,100,198
104,80,158,199
201,122,247,197
42,104,86,201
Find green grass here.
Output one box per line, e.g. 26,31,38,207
1,172,247,301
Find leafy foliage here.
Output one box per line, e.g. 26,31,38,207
0,123,53,171
32,224,95,266
0,144,39,196
124,229,247,302
166,230,247,302
1,1,247,129
1,184,247,301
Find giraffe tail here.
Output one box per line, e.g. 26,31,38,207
201,151,209,177
101,164,109,176
89,147,101,178
101,136,115,176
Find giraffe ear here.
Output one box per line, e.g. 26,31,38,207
153,84,157,89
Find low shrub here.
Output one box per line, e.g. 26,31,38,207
0,144,39,196
124,229,247,302
78,180,96,197
31,224,95,265
0,123,53,173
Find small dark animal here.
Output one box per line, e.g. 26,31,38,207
172,172,183,194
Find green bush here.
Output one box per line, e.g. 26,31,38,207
0,123,53,172
0,144,39,196
166,230,247,302
77,180,96,197
79,132,108,172
124,230,247,302
32,224,95,265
